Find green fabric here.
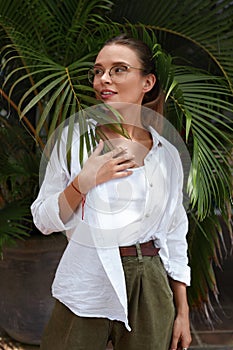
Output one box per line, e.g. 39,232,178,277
40,255,175,350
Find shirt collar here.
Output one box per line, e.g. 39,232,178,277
148,126,163,149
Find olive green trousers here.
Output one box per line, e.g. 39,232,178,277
40,255,175,350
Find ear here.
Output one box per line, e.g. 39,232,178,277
142,74,156,93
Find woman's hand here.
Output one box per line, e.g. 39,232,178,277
76,139,136,194
170,313,192,350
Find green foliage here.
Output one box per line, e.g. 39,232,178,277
187,211,229,309
0,202,31,254
0,118,40,252
111,0,233,91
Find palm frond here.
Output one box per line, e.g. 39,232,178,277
0,0,113,64
187,211,226,308
111,0,233,91
0,202,31,254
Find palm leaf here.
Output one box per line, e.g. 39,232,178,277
111,0,233,90
187,211,225,308
0,202,31,254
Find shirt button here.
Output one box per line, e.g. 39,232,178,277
145,213,150,217
149,183,153,187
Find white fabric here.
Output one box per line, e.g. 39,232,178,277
31,122,191,331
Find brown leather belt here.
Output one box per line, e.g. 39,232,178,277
119,240,160,257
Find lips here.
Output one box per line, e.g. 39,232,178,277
100,89,117,99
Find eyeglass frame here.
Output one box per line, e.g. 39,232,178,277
88,64,145,84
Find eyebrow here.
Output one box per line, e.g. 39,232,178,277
93,61,130,68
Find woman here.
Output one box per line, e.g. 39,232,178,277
31,34,192,350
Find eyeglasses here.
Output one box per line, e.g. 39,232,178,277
88,64,144,84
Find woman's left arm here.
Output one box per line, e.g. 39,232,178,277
169,279,192,350
165,148,192,349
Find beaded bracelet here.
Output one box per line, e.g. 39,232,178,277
71,180,86,220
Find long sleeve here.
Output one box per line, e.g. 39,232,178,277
165,152,190,285
31,133,80,235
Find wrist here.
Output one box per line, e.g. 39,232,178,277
72,174,88,195
175,304,189,317
71,177,87,220
71,180,84,195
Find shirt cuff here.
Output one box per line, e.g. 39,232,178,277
166,260,191,286
32,192,75,235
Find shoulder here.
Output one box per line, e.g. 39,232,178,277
44,117,97,165
51,117,97,147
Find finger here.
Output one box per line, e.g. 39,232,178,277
112,170,133,179
105,146,127,160
116,160,136,171
170,335,179,350
112,153,135,165
92,139,104,156
112,146,128,158
180,337,192,349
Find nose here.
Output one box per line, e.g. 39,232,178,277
100,70,112,83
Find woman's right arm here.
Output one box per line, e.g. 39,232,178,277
31,136,73,235
32,137,135,233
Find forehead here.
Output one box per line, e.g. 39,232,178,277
95,44,141,66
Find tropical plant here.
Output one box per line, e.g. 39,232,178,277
0,115,40,253
0,0,232,316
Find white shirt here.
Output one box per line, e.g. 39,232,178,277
91,166,147,232
31,123,190,331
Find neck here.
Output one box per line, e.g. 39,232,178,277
121,122,147,140
113,103,145,139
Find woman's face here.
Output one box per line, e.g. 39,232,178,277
93,44,155,106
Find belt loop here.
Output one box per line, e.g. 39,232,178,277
136,242,143,262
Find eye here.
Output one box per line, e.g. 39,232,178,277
112,65,128,74
93,67,104,76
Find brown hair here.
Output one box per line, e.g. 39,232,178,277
103,34,162,109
